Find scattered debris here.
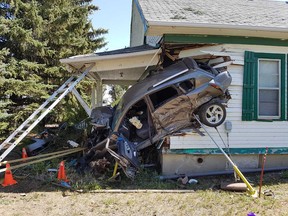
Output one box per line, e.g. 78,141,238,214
26,122,74,156
177,176,189,185
177,177,198,186
89,158,111,175
60,181,71,188
263,189,275,198
188,179,198,184
26,130,54,156
221,182,247,192
67,140,79,148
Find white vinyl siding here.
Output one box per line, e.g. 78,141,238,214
170,44,288,150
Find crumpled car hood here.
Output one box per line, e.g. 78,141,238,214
90,106,114,128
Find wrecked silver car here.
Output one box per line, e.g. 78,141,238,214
86,57,232,178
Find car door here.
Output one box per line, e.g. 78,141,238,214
149,84,193,133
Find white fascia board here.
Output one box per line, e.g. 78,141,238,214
60,49,158,65
148,21,288,32
146,21,288,39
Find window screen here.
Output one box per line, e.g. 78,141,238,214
258,59,280,118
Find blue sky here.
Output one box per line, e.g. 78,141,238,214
90,0,287,52
91,0,132,52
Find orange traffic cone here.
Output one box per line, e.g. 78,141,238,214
2,163,17,187
57,161,68,182
22,148,28,159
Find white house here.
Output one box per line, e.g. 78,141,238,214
61,0,288,176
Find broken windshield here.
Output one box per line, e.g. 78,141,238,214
111,99,124,130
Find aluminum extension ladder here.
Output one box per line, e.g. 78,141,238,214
0,64,94,162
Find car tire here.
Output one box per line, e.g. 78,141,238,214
198,102,226,127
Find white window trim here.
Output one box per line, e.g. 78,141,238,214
257,58,281,120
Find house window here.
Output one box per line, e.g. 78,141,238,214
258,59,280,118
242,51,286,121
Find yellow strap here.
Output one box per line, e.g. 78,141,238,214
233,165,257,197
0,147,85,166
0,148,85,173
112,161,119,177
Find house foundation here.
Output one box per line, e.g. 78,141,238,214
161,151,288,176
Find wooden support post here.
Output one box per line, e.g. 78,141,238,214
91,82,97,109
71,88,91,116
89,72,103,108
96,79,103,107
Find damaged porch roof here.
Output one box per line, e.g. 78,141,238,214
136,0,288,40
60,45,160,85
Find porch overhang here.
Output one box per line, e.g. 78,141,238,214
60,45,161,85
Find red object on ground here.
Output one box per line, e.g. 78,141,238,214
22,147,28,159
259,147,268,198
2,163,17,187
57,161,69,182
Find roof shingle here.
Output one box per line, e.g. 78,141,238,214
138,0,288,28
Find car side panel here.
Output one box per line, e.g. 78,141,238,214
152,95,192,132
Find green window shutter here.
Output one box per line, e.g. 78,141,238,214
242,51,257,121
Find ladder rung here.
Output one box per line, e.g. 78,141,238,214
14,125,30,132
9,138,17,143
1,142,12,149
23,125,32,130
8,130,30,141
40,108,48,112
58,88,68,93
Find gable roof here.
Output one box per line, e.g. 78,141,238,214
135,0,288,39
138,0,288,28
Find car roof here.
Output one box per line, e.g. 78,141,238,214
120,58,203,108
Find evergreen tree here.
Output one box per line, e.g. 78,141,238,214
0,48,10,139
0,0,107,141
109,84,129,106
